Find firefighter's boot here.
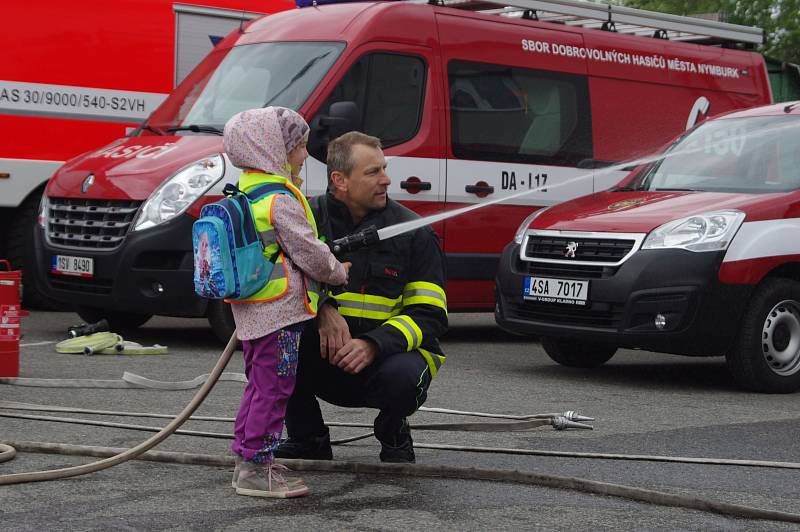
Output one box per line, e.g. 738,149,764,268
274,429,333,460
376,415,415,463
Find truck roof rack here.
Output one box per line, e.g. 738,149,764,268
426,0,764,46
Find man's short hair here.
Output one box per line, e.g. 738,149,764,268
327,131,382,182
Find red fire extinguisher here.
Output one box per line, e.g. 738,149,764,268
0,260,23,377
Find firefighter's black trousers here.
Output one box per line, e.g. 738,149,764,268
284,324,432,445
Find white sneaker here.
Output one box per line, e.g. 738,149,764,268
235,463,309,498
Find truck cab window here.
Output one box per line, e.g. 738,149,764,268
448,60,591,166
309,52,426,160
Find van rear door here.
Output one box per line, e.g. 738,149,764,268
437,12,592,309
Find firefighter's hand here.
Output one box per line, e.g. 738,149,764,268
318,303,351,360
331,339,377,374
341,261,352,284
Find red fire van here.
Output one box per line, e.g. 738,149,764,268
31,0,772,339
1,0,293,306
495,100,800,393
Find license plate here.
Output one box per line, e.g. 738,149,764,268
523,276,588,306
52,255,94,277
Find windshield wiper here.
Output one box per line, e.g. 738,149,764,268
166,124,224,135
263,51,332,107
131,124,166,136
653,187,698,192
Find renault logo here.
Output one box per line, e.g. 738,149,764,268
81,174,95,194
564,242,579,258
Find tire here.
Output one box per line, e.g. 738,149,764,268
725,278,800,393
207,300,236,344
7,189,68,310
74,305,152,332
541,336,617,368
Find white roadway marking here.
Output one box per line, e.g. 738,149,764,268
20,341,57,347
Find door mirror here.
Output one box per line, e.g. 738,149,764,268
309,101,361,161
320,101,360,139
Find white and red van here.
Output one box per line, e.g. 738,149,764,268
31,0,772,339
1,0,293,306
495,101,800,393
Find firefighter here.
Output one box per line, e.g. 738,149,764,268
275,131,447,463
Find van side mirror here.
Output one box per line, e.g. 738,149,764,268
319,101,360,139
309,101,361,161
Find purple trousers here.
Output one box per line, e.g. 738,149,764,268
231,321,305,463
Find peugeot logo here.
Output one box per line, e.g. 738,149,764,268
564,241,579,258
81,174,95,194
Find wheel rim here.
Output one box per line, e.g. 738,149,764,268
761,299,800,376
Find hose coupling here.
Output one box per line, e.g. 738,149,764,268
561,410,595,422
67,319,109,339
330,225,380,255
551,416,593,430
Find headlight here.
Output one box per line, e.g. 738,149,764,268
38,193,49,228
513,208,548,244
641,210,745,252
133,155,224,231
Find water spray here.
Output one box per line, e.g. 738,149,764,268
330,119,800,254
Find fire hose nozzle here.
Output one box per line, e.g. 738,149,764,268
331,225,380,255
561,410,595,422
67,319,110,339
551,416,593,430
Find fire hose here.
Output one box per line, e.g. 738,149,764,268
0,330,238,484
3,341,800,524
4,402,800,470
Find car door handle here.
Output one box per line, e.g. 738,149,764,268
400,179,432,191
465,184,494,194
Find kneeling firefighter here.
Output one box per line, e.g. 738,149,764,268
276,131,448,463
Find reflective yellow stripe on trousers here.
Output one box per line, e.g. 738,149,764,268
418,347,445,378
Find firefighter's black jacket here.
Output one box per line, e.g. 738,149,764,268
310,193,447,369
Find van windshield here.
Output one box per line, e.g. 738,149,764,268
146,42,344,133
632,116,800,194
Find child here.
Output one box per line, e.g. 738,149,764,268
224,107,349,498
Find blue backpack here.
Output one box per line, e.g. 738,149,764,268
192,183,291,300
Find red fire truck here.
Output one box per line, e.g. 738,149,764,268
30,0,772,339
0,0,294,307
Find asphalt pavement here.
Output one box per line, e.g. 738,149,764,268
2,310,800,531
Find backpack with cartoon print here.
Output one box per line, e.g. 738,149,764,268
192,183,290,299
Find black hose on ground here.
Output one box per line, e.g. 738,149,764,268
4,439,800,525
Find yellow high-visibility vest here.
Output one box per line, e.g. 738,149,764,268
230,172,320,314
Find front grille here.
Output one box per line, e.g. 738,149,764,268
525,235,635,263
47,198,142,250
48,274,113,295
507,300,624,329
524,262,614,280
